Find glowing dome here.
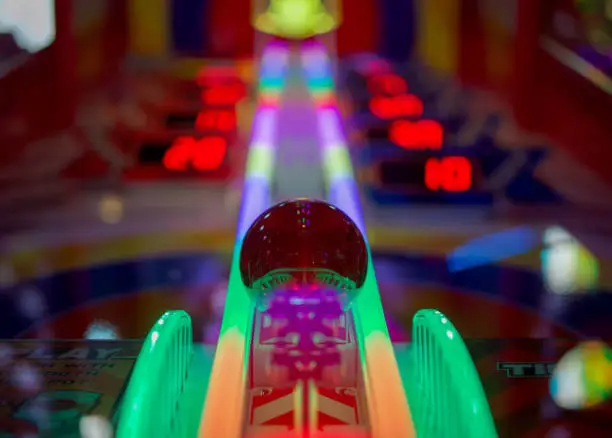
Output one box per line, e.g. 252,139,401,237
239,199,367,308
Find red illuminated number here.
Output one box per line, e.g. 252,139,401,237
201,84,245,105
425,157,472,192
163,136,227,171
195,66,246,105
191,137,227,170
388,120,408,146
196,66,240,87
195,111,216,131
195,109,237,131
367,73,407,96
390,120,443,150
394,95,423,117
163,137,193,170
369,94,423,119
369,97,391,118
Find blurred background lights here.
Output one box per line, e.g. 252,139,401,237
0,0,56,53
0,261,16,287
84,320,120,340
550,340,612,410
79,415,114,438
211,282,228,317
18,286,46,319
541,226,599,294
168,268,183,282
0,343,13,367
545,425,571,438
447,226,539,272
12,362,42,392
98,194,124,224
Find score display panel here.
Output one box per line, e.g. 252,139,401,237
358,141,562,205
138,134,229,172
163,106,238,133
130,123,235,180
360,148,494,205
171,72,248,106
357,119,446,151
349,100,472,144
345,55,562,205
348,67,494,204
128,67,246,179
343,61,490,151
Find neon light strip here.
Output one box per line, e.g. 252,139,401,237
301,41,416,438
198,39,290,438
540,36,612,96
294,380,305,435
307,379,318,436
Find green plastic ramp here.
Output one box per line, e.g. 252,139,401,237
115,311,194,438
409,309,498,438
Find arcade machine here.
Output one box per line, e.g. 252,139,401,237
2,2,610,437
110,2,497,438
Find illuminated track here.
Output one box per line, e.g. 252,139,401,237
301,40,415,437
199,39,416,437
300,41,496,438
116,40,497,438
198,38,416,437
114,39,291,438
197,39,291,438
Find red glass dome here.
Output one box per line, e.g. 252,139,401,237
239,199,368,292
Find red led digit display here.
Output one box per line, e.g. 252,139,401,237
389,120,443,150
425,156,472,192
190,136,227,170
163,136,227,171
195,66,240,88
369,95,423,119
200,84,246,105
195,109,237,131
367,73,407,96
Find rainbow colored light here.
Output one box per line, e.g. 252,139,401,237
301,40,416,437
198,39,290,438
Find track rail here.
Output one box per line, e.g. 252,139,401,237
302,43,497,438
197,39,291,438
198,37,496,438
301,40,416,438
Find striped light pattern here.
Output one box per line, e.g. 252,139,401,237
301,40,417,438
198,39,289,438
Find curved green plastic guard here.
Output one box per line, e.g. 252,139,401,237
116,311,193,438
410,309,497,438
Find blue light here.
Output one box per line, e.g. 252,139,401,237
447,226,540,272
